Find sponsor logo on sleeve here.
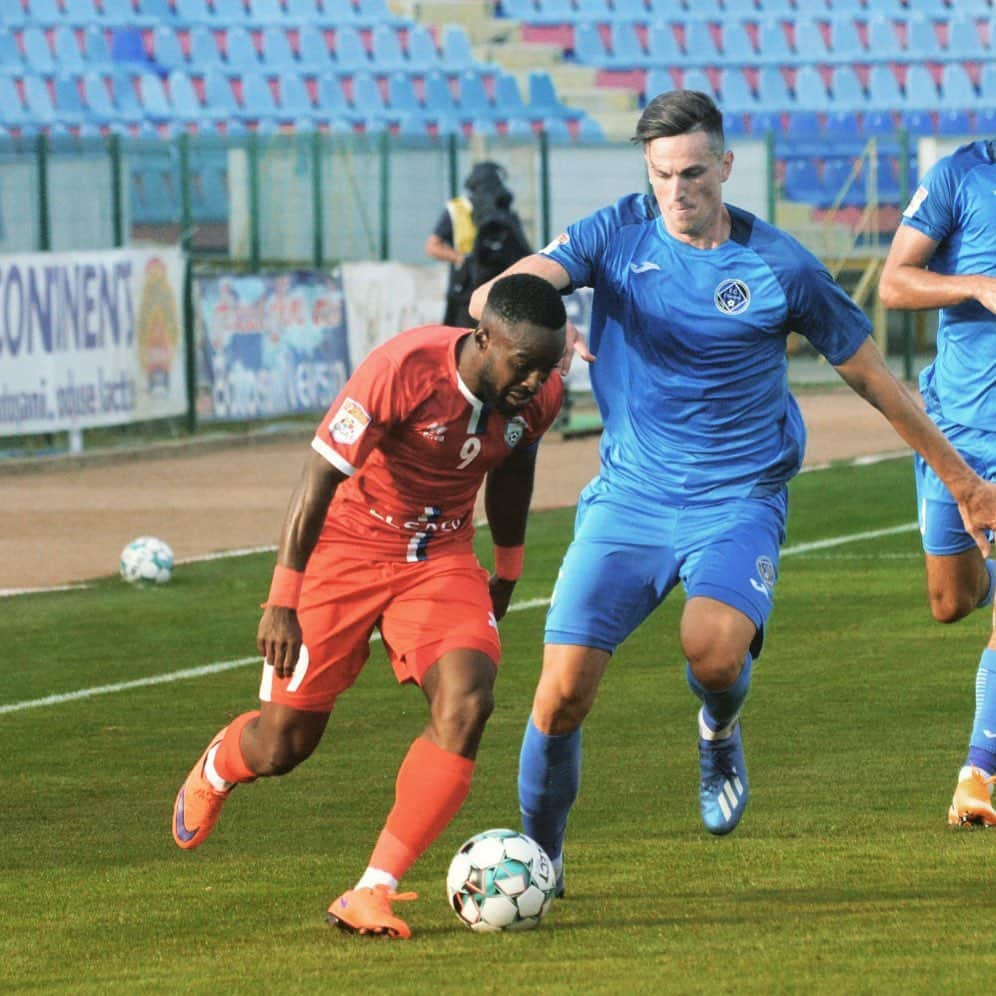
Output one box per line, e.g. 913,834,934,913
330,398,371,444
540,233,570,255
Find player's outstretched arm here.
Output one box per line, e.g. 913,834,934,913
257,450,347,677
468,254,571,321
483,444,540,621
879,224,996,315
833,338,996,556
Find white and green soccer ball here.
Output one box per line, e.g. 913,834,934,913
446,828,557,932
119,536,174,585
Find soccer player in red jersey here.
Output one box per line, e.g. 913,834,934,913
171,273,567,939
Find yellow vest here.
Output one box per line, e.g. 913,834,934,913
446,196,476,255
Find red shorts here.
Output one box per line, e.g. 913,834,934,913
258,548,501,712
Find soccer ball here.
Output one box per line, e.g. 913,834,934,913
119,536,174,584
446,828,557,932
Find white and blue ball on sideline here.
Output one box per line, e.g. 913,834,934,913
119,536,174,585
446,828,557,932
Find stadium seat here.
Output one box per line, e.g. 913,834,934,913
900,108,936,136
174,0,213,26
828,16,865,62
757,65,791,107
722,20,758,64
495,72,529,120
22,27,56,74
278,71,314,119
316,72,352,121
645,66,677,101
350,71,387,126
790,16,829,60
646,22,680,62
531,0,574,26
0,29,20,70
792,64,830,111
61,0,94,30
611,0,647,21
25,0,62,27
246,0,285,26
52,74,86,126
152,27,187,73
441,25,476,72
903,63,938,109
81,71,117,124
319,0,360,26
505,116,534,139
423,70,457,117
499,0,537,20
84,26,112,64
298,31,333,71
0,0,26,29
904,14,942,59
681,68,716,98
946,14,986,59
406,25,441,73
785,109,822,143
137,71,172,122
862,108,898,139
681,19,720,63
830,64,867,110
865,16,899,58
755,18,793,65
386,70,422,121
823,109,862,144
239,70,279,118
457,70,493,120
371,24,407,73
189,26,220,67
260,26,297,70
723,0,756,18
53,26,86,71
980,62,996,103
284,0,319,20
354,0,405,28
821,157,863,208
783,158,822,203
575,0,610,19
167,69,206,123
936,108,972,136
22,75,55,125
719,67,757,112
541,116,571,143
110,27,153,68
225,27,260,70
975,106,996,134
606,21,648,67
573,22,607,65
333,26,370,70
939,62,978,109
213,0,248,25
577,115,606,142
202,65,241,118
868,64,903,108
528,69,580,119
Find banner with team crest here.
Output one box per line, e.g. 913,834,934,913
0,247,186,437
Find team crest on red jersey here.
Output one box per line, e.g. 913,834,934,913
504,416,527,447
330,397,371,444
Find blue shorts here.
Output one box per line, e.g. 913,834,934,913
544,477,788,653
915,421,996,556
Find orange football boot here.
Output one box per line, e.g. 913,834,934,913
947,766,996,827
172,726,232,849
327,885,419,939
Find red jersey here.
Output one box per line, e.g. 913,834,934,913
311,324,564,561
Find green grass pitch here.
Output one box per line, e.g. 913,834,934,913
3,456,996,993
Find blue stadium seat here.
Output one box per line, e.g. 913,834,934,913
790,16,829,60
722,20,758,63
723,0,757,18
872,153,900,203
821,157,862,208
755,17,793,65
320,0,360,25
495,72,529,120
25,0,62,27
422,69,456,116
719,67,757,111
939,62,979,108
238,69,278,118
646,22,682,63
22,27,56,74
52,74,86,126
528,69,581,119
371,24,407,73
757,65,791,107
202,65,240,118
354,0,405,28
81,71,117,124
61,0,96,29
865,17,899,61
84,26,112,64
792,64,829,110
246,0,285,26
386,70,421,118
975,106,996,134
868,64,902,108
904,14,942,59
505,116,534,139
137,71,172,121
333,26,370,70
681,19,720,64
980,62,996,103
936,108,972,136
499,0,537,20
900,108,936,135
213,0,248,24
225,27,260,70
0,0,26,29
111,74,145,124
124,0,169,25
441,25,476,72
829,64,866,110
577,115,606,142
316,72,352,120
167,69,206,123
785,109,822,143
573,22,607,65
174,0,213,26
53,26,85,71
457,69,493,120
541,115,571,143
110,27,153,68
903,63,938,109
862,108,898,139
783,158,822,203
298,31,332,71
188,26,220,67
260,26,296,70
278,71,314,118
681,67,716,98
0,29,21,69
612,0,648,20
608,21,648,66
946,14,986,59
530,0,574,26
823,109,862,144
827,16,865,62
350,71,386,126
723,110,749,138
285,0,319,19
406,25,441,72
575,0,610,19
152,26,187,73
645,66,676,101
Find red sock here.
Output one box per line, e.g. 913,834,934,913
212,710,260,784
368,737,475,880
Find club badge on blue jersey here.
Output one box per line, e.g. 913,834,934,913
714,278,751,315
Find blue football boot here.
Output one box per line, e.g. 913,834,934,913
697,708,749,836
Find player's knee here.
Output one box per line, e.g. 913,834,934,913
927,587,975,624
532,685,591,734
686,647,743,692
433,685,495,742
251,733,317,776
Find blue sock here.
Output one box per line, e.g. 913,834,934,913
517,717,581,864
967,648,996,774
686,653,753,734
977,560,996,609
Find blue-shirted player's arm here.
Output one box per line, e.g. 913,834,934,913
833,338,996,555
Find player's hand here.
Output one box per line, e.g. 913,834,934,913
974,275,996,316
955,480,996,558
257,605,304,679
488,575,517,622
558,321,596,376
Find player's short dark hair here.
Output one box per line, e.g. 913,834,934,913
632,89,725,153
484,273,567,332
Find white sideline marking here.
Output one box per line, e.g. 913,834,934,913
781,522,917,556
0,596,555,716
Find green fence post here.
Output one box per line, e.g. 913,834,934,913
766,128,776,224
311,129,324,269
539,129,551,246
447,132,459,199
36,131,50,251
379,130,390,261
109,132,124,248
178,132,192,254
248,133,260,272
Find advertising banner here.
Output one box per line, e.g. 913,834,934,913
195,270,351,421
0,247,186,437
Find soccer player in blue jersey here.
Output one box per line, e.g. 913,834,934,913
879,140,996,827
469,91,996,888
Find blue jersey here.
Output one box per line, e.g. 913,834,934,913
901,140,996,433
542,194,870,502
